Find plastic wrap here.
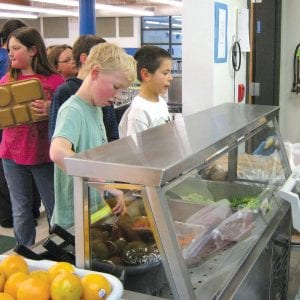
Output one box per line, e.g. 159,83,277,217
184,210,255,265
174,221,208,259
185,199,232,229
202,153,284,182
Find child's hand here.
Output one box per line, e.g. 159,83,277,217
31,99,51,117
107,188,127,215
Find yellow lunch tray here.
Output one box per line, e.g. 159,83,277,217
0,78,46,129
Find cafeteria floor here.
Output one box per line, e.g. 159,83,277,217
1,205,49,252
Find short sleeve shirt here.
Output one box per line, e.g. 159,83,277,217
51,95,107,229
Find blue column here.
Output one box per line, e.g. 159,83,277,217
79,0,96,35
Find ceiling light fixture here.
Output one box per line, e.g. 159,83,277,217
149,0,182,8
145,20,182,28
31,0,154,16
0,11,38,19
95,4,154,16
0,3,78,17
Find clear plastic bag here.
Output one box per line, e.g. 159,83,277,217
184,210,255,265
174,221,208,259
202,153,284,182
185,199,232,229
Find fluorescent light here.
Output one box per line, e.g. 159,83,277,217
95,4,153,16
149,0,183,8
31,0,154,16
31,0,78,6
0,11,38,19
0,3,78,17
145,20,182,28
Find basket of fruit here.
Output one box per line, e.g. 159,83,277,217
0,254,123,300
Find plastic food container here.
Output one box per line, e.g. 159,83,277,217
0,254,123,300
0,78,46,129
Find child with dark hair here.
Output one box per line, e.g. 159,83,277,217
0,19,43,228
119,45,173,137
0,27,64,245
48,35,119,141
0,19,27,78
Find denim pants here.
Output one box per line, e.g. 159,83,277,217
2,159,54,246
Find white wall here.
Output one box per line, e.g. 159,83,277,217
182,0,214,115
213,0,247,106
279,0,300,143
182,0,247,116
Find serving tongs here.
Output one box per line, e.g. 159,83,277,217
103,191,122,228
278,167,300,231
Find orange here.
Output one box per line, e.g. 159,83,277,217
51,272,83,300
81,273,111,300
0,268,5,292
48,261,75,282
0,255,29,278
17,277,50,300
0,292,14,300
30,269,51,284
4,272,29,298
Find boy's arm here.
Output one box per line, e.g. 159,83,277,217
50,136,75,171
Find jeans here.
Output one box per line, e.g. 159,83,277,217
2,159,54,246
0,158,12,223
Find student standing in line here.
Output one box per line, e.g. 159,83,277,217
50,43,136,229
48,35,119,142
118,45,173,137
0,27,64,245
47,44,78,80
0,19,42,228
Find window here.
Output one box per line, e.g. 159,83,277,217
141,16,182,61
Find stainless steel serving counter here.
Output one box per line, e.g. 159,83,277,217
63,103,292,299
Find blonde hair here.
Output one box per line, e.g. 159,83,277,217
81,43,136,84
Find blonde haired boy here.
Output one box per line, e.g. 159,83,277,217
50,43,136,229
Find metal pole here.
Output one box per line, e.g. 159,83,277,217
79,0,96,35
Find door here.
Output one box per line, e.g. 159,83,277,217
247,0,282,106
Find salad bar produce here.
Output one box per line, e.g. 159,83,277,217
0,255,112,300
229,196,260,210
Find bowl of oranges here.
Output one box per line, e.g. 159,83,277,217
0,254,123,300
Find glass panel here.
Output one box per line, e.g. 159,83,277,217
86,183,169,295
142,16,169,29
171,30,182,43
163,120,285,299
143,30,169,43
171,45,182,58
171,16,182,29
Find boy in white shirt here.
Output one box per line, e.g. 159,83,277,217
119,45,173,137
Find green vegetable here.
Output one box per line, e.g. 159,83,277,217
245,197,260,209
229,196,259,209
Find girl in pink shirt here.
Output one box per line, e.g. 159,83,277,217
0,27,64,246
